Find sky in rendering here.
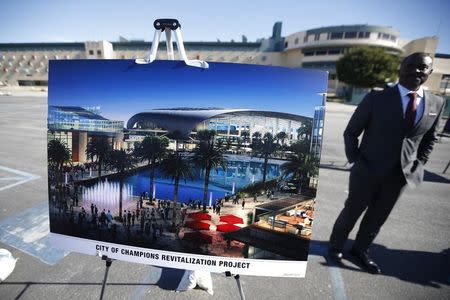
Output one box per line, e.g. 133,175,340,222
0,0,449,53
48,60,327,122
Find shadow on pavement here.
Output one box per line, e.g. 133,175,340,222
423,170,450,184
319,164,351,172
156,267,185,290
311,240,450,288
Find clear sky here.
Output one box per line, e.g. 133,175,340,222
0,0,449,53
48,60,327,122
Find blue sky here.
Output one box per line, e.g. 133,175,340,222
48,60,327,122
0,0,449,53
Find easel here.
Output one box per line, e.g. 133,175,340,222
98,253,113,300
225,271,246,300
98,18,248,299
135,18,208,69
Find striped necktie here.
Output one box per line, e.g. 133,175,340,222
404,92,417,130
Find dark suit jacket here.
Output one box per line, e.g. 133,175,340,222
344,85,444,187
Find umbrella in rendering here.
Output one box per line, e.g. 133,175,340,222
184,220,211,230
187,212,212,221
183,231,213,244
219,214,244,224
216,223,241,232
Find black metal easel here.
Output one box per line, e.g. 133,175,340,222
225,271,246,300
99,255,114,300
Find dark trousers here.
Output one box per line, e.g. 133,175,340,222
329,164,406,252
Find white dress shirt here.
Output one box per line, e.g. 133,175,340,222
397,83,425,126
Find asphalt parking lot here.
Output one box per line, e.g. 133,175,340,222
0,95,449,299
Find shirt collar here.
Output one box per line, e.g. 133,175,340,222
397,83,424,98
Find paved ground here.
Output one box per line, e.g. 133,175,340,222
0,96,449,299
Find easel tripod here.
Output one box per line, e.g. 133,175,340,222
97,18,246,300
99,254,113,300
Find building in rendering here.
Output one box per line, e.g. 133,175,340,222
126,107,316,149
48,106,124,163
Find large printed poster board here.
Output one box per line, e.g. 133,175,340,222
47,60,327,277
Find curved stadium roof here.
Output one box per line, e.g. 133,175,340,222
127,108,311,138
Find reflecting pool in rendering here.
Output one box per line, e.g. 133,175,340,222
121,156,283,204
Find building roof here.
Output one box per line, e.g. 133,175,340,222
223,225,310,260
305,24,400,36
254,195,313,212
127,108,311,138
50,106,108,120
0,43,85,51
112,41,262,51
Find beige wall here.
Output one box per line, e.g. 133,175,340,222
401,36,438,57
85,41,115,59
281,49,303,67
433,57,450,74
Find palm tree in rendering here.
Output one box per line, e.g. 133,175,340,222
192,130,227,211
166,130,183,152
281,143,319,193
135,136,169,199
276,131,288,146
106,149,134,220
241,131,250,145
85,136,112,179
48,139,71,190
251,131,262,144
297,121,312,142
160,151,194,228
252,132,279,185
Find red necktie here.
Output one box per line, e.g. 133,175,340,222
404,92,417,130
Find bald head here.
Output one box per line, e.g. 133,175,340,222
399,52,433,91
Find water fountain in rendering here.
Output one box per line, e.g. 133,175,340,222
81,178,134,215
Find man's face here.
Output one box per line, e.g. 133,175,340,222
399,54,433,91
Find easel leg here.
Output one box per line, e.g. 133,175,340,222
100,255,113,300
234,275,246,300
225,272,246,300
443,160,450,174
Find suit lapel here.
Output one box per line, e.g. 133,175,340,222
392,86,404,122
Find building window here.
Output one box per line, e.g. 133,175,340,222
97,50,102,55
358,32,370,39
330,32,343,39
344,32,357,39
390,35,397,42
304,51,314,56
440,75,450,89
315,50,327,55
378,33,390,40
294,38,299,44
314,33,320,41
328,49,341,55
304,35,308,43
285,41,288,48
89,50,94,55
261,56,267,62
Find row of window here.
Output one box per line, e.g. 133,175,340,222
303,48,345,56
289,31,397,47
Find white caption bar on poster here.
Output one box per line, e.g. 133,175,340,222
50,233,307,278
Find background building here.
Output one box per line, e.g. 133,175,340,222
1,22,448,96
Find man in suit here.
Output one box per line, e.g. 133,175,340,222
328,52,445,274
